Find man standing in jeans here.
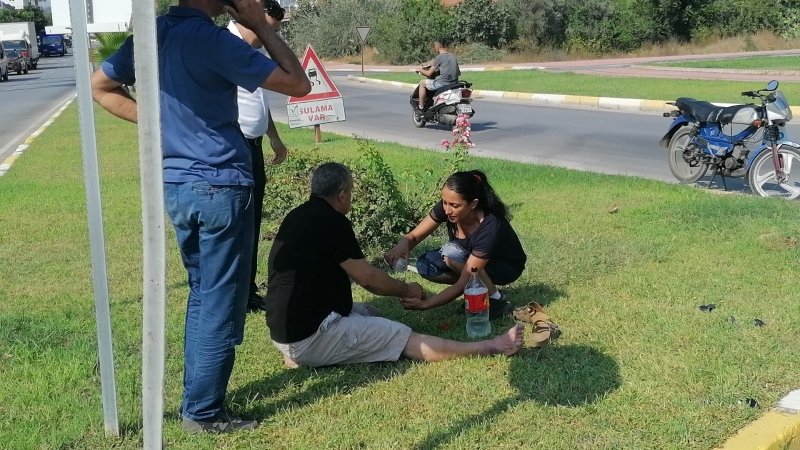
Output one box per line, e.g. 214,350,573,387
90,0,310,434
227,4,288,313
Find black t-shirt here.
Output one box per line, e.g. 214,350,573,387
266,196,365,344
430,201,526,270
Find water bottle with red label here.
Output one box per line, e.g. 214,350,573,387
464,267,491,338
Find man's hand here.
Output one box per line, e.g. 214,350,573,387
405,282,425,300
226,0,268,33
399,296,427,310
270,137,287,165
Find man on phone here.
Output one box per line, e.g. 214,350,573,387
227,2,288,313
91,0,310,434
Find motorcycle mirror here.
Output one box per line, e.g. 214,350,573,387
766,80,779,91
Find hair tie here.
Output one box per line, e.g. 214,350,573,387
474,174,481,182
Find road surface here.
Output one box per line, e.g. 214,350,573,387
0,55,76,164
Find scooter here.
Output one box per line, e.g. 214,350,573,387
410,65,474,128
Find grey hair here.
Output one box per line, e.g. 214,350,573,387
311,162,352,198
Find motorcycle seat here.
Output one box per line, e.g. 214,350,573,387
433,81,472,95
675,97,755,124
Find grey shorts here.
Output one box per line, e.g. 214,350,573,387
272,303,413,368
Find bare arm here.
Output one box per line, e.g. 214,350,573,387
265,109,280,141
419,66,437,77
418,254,489,308
340,258,424,299
227,0,311,98
91,68,138,124
384,215,440,267
253,24,311,97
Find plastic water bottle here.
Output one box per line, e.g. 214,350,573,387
464,267,491,338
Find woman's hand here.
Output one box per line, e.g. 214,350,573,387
383,240,410,268
399,296,428,310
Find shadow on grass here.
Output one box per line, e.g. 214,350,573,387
503,283,567,308
413,344,620,449
228,360,414,421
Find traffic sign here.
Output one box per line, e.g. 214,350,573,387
287,46,342,103
287,45,346,132
355,26,372,43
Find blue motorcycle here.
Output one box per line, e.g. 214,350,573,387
659,80,800,199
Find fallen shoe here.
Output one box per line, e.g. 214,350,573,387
512,301,551,324
527,319,562,348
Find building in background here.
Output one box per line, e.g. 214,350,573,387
37,0,50,13
47,0,130,34
4,0,34,8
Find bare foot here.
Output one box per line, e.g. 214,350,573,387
488,324,525,356
283,354,299,369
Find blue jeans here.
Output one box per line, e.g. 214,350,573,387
164,181,254,421
416,241,522,286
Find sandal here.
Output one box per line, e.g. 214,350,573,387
512,301,551,324
527,319,562,348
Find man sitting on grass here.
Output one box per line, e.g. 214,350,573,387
265,162,524,368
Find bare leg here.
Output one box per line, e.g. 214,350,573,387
418,81,427,110
444,257,498,296
402,324,524,362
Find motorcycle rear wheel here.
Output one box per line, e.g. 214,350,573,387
412,110,426,128
747,146,800,199
667,127,708,184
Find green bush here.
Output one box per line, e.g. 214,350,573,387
454,0,516,48
371,0,455,65
262,134,472,260
500,0,568,49
284,0,401,59
454,43,505,64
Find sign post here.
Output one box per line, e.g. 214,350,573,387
287,46,346,143
355,26,372,76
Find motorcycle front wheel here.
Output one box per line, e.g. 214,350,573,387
412,110,426,128
747,146,800,199
667,127,708,183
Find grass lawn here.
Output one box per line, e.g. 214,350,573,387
366,71,800,104
657,56,800,71
3,105,800,450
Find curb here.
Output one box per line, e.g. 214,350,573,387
716,389,800,450
0,95,75,177
347,75,800,114
632,64,800,76
347,75,675,113
330,66,544,74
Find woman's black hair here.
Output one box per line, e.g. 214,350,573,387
443,170,511,221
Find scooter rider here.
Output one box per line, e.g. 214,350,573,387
417,37,461,111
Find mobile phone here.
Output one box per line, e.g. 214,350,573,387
218,0,237,11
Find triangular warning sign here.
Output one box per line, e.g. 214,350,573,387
288,46,342,104
356,26,372,43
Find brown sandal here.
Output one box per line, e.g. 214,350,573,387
514,302,562,347
513,302,551,324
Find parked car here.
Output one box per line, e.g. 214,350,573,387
0,40,31,72
0,46,9,82
5,49,27,75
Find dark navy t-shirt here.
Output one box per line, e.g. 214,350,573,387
101,6,278,186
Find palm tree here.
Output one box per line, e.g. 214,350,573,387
88,32,131,64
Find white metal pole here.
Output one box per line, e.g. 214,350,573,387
130,0,166,448
67,0,119,437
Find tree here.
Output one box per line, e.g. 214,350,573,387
89,32,131,64
0,6,52,34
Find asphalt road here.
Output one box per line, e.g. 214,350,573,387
0,54,76,164
270,74,680,182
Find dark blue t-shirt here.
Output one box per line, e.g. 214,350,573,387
101,6,278,186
